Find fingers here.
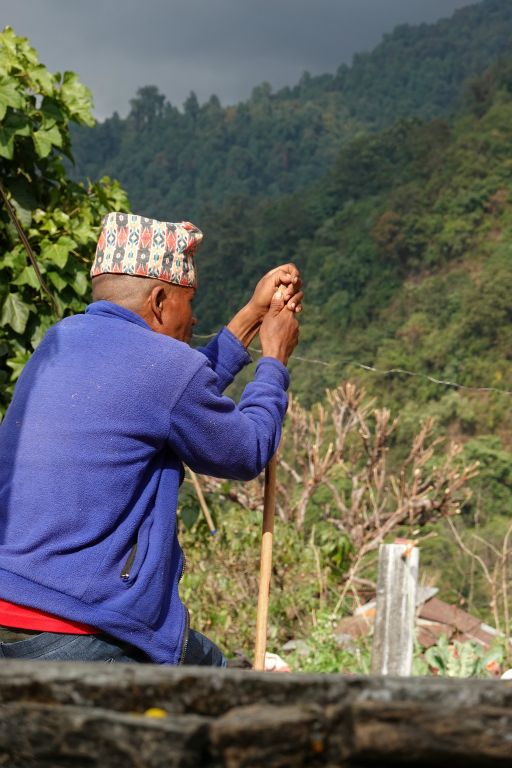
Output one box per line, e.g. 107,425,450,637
269,289,286,314
269,289,303,317
271,264,301,288
273,274,299,295
282,275,302,295
249,266,301,330
268,262,300,278
260,306,300,363
286,290,303,313
274,271,303,309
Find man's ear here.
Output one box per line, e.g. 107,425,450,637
149,285,167,325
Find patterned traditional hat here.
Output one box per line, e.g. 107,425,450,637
91,212,203,287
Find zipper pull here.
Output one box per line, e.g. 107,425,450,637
121,543,138,580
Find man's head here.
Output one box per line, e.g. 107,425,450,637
91,274,196,342
90,211,202,342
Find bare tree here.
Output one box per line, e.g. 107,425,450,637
447,517,512,644
200,382,478,597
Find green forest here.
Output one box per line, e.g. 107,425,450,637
71,0,512,218
2,0,512,674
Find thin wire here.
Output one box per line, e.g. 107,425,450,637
192,332,512,397
193,332,220,340
337,363,512,397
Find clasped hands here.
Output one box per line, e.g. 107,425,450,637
227,264,303,365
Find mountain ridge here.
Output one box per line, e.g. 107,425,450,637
71,0,512,221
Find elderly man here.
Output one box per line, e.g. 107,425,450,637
0,212,302,665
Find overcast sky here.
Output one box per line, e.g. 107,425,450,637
4,0,477,120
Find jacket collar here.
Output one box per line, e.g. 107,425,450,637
85,301,151,332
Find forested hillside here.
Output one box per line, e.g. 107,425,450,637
71,0,512,219
187,25,512,630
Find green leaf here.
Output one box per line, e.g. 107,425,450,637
32,124,62,158
0,125,14,159
41,243,69,269
30,316,53,349
32,129,51,158
43,122,62,147
3,110,31,137
6,348,31,381
180,505,200,529
30,64,54,93
0,77,23,120
10,198,32,229
0,248,27,272
0,110,31,159
8,176,38,211
412,656,429,676
72,270,89,296
7,177,37,229
69,220,95,245
41,96,64,123
12,266,41,290
0,114,30,160
60,71,94,127
48,271,67,292
56,235,77,250
1,293,30,334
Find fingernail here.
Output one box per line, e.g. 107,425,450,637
275,290,283,299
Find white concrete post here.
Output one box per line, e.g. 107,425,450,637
371,541,419,676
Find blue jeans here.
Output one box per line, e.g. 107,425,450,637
0,628,227,666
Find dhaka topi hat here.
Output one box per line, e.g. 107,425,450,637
91,212,203,288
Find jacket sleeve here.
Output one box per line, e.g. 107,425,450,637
167,356,289,481
196,327,251,394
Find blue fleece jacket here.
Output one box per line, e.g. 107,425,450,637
0,301,289,663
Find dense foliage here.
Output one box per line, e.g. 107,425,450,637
71,0,512,221
0,27,128,413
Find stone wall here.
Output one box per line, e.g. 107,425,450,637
0,661,511,766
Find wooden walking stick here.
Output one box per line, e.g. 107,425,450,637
253,274,300,670
188,469,217,535
253,453,278,671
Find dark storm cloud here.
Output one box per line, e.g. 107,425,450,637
5,0,477,118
